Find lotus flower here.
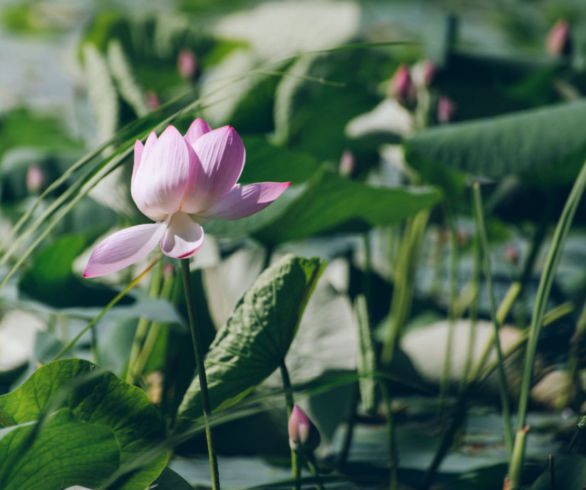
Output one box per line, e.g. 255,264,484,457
83,119,289,278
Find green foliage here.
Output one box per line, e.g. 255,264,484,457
178,254,325,420
0,108,81,160
206,169,442,244
407,100,586,186
0,409,119,490
0,359,168,489
19,233,122,307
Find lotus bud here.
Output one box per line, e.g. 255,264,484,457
339,150,355,176
26,165,44,193
412,59,436,88
546,19,572,56
288,405,320,453
505,244,519,265
437,96,456,124
145,91,160,110
390,65,416,108
163,263,174,278
177,49,199,80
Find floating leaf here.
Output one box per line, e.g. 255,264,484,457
406,100,586,186
0,359,168,489
178,254,325,420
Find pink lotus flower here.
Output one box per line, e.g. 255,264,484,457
83,119,289,278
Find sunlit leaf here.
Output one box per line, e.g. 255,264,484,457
178,254,325,420
0,408,119,490
0,359,168,489
406,99,586,186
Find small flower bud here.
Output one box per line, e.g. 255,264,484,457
145,91,160,110
437,96,456,124
163,263,174,278
412,59,436,88
339,150,355,176
505,244,519,265
288,405,320,453
177,49,199,80
390,65,416,107
26,165,44,193
546,19,572,56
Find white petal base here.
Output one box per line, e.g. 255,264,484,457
160,212,205,259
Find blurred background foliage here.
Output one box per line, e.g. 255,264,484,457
2,0,586,488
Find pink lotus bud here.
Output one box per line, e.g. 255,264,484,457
26,165,44,193
437,96,456,124
339,150,355,176
505,244,519,264
390,65,416,107
177,49,199,80
288,405,320,453
546,20,572,56
163,263,174,278
457,227,469,247
145,91,160,110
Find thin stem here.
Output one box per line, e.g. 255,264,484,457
380,381,399,490
567,414,586,453
54,255,161,360
280,361,300,490
459,226,481,394
566,300,586,405
508,159,586,489
439,216,459,417
472,182,513,459
181,259,220,490
306,455,325,490
126,261,164,383
336,385,360,469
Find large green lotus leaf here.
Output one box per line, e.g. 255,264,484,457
205,169,442,245
0,409,119,490
406,100,586,187
0,359,168,489
178,254,325,420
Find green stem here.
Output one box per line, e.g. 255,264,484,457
54,255,161,360
132,267,176,379
439,216,459,417
181,259,220,490
566,300,586,405
336,385,360,469
382,211,429,365
459,226,481,394
508,159,586,489
567,414,586,453
380,381,399,490
280,361,300,490
306,454,325,490
472,182,513,459
421,397,467,490
126,261,163,381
